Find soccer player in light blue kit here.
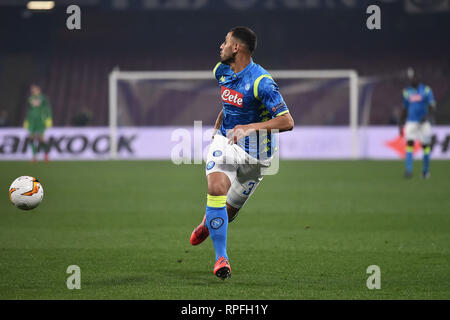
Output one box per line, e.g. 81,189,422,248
189,27,294,279
399,75,436,179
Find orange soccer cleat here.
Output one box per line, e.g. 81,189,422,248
214,256,231,280
190,215,209,246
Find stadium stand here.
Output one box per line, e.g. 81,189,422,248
0,5,449,127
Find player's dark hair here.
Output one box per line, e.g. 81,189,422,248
230,26,257,54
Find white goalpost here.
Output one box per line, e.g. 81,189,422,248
109,69,359,160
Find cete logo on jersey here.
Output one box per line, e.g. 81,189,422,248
221,86,243,108
409,94,423,102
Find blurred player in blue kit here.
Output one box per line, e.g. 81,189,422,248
189,27,294,279
399,74,436,179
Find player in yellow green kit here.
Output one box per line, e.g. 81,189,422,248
24,84,53,162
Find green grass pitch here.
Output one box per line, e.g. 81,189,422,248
0,160,449,299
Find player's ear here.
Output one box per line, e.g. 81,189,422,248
233,41,245,52
232,42,240,53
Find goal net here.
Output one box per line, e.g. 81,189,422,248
108,69,359,160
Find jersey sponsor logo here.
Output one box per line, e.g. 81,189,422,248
206,161,215,170
210,217,224,229
409,94,423,102
213,150,222,157
221,86,243,108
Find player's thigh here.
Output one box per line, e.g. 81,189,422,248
205,134,238,194
419,122,432,144
38,132,45,141
35,132,45,142
405,122,419,141
29,130,43,140
227,163,264,210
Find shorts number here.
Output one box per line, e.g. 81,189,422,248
243,182,255,196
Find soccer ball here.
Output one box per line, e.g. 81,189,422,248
8,176,44,210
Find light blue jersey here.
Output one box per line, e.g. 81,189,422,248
402,84,436,122
213,60,289,160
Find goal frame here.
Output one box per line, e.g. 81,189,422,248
108,69,359,159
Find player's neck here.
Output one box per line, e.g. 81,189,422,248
229,55,252,74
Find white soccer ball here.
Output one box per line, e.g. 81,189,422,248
8,176,44,210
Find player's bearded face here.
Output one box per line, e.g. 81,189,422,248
220,33,237,64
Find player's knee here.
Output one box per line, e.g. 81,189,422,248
207,172,230,196
208,184,228,196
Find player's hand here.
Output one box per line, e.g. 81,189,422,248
227,124,255,144
211,128,218,139
45,118,53,128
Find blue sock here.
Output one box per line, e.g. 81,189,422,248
405,146,413,173
423,146,431,174
205,194,228,261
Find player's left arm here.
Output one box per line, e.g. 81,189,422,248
227,76,294,143
43,95,53,128
399,89,409,136
228,113,294,143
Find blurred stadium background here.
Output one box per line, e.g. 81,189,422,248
0,0,449,300
0,0,449,160
0,2,448,131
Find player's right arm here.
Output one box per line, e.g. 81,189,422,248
212,110,223,139
226,76,294,144
23,115,29,130
211,62,228,139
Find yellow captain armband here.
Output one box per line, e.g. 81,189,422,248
253,74,273,100
23,120,29,129
45,118,53,128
